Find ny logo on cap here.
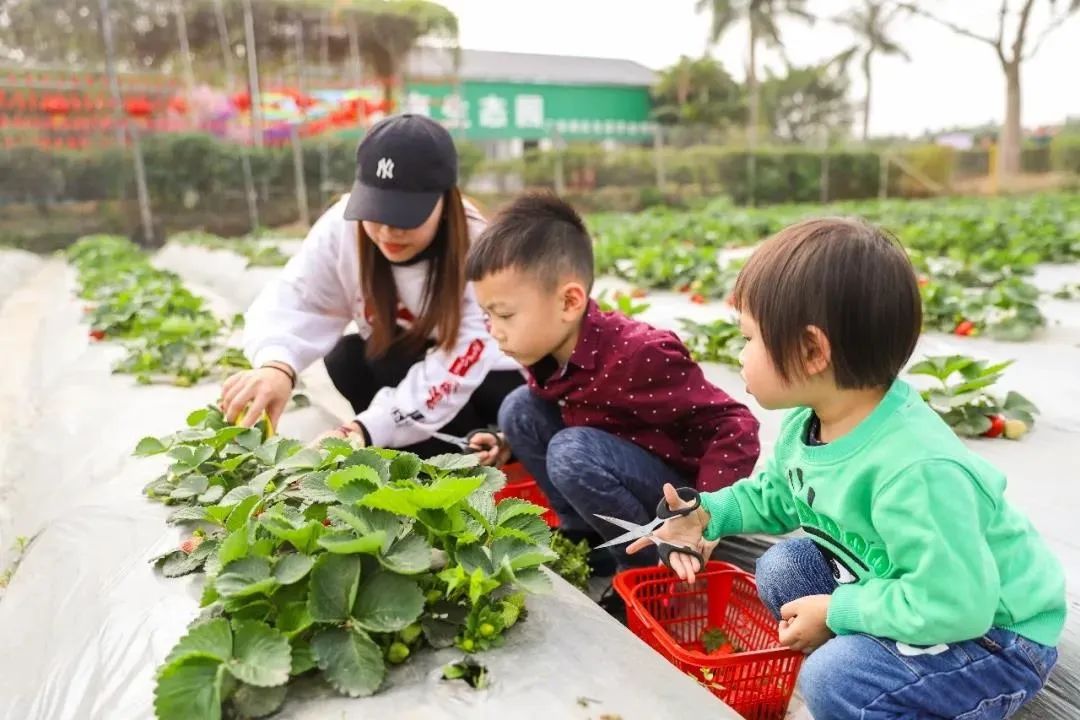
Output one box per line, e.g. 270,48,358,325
376,157,394,180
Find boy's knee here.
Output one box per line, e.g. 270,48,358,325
497,386,538,438
798,636,868,720
546,427,604,487
756,539,810,590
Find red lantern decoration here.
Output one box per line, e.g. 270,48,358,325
231,92,251,111
124,97,153,118
294,94,317,111
42,94,72,126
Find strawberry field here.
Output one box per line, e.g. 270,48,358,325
1,192,1078,719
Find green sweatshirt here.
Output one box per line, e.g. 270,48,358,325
700,379,1066,647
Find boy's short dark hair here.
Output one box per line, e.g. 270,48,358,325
732,217,921,389
465,192,594,290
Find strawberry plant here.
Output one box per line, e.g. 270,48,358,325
172,231,290,268
137,405,559,719
595,289,649,318
679,318,744,367
548,532,592,592
700,627,737,656
907,355,1039,439
66,235,251,385
1052,283,1080,300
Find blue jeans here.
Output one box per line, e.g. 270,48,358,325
498,386,687,568
756,538,1059,720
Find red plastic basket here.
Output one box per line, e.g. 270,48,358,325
493,462,559,528
614,562,803,720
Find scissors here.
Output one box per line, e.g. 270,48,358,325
594,486,706,571
429,428,503,454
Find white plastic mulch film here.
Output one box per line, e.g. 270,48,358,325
0,248,735,720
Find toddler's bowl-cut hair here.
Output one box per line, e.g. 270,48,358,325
731,217,922,389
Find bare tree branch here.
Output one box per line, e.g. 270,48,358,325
1011,0,1038,60
1022,7,1078,60
995,0,1010,65
893,1,999,47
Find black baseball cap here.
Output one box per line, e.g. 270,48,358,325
342,113,458,229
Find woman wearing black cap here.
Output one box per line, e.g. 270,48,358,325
219,114,523,456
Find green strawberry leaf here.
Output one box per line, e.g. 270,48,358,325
167,505,210,525
218,528,249,567
290,640,318,675
351,571,425,633
341,449,391,483
297,473,337,504
198,485,226,505
162,550,207,578
216,557,276,599
218,486,258,507
272,553,314,585
424,453,480,472
310,627,386,697
276,448,323,471
229,682,287,719
307,554,362,622
154,657,225,720
164,617,232,665
317,531,386,555
224,620,292,687
170,445,215,469
326,465,381,492
390,453,422,481
513,568,554,594
495,498,546,526
276,602,313,638
225,495,261,532
421,600,468,648
171,474,210,500
378,534,432,575
134,436,168,456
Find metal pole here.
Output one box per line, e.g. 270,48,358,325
653,124,666,191
242,0,263,146
173,0,196,96
215,0,258,231
290,124,310,228
213,0,237,86
99,0,154,245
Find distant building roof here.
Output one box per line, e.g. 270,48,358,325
405,47,657,88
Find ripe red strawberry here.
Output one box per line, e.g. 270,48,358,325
982,414,1006,439
322,518,332,527
631,288,647,299
690,293,707,305
677,283,691,293
88,329,106,341
953,320,975,336
179,536,204,554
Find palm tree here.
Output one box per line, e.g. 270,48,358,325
835,0,909,142
695,0,814,149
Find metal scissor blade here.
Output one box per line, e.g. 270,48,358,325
429,431,470,449
593,514,659,549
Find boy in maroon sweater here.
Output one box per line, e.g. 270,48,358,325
465,194,759,569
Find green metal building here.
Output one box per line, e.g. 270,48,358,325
401,47,657,159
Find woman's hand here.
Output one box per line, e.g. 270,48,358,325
468,431,510,467
309,421,367,448
220,364,294,427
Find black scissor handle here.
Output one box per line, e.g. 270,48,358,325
465,428,503,452
658,542,706,573
655,486,701,520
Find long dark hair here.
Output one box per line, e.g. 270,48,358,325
358,186,470,359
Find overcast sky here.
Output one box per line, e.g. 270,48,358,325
438,0,1079,137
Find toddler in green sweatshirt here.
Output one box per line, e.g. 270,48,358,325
630,217,1065,720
